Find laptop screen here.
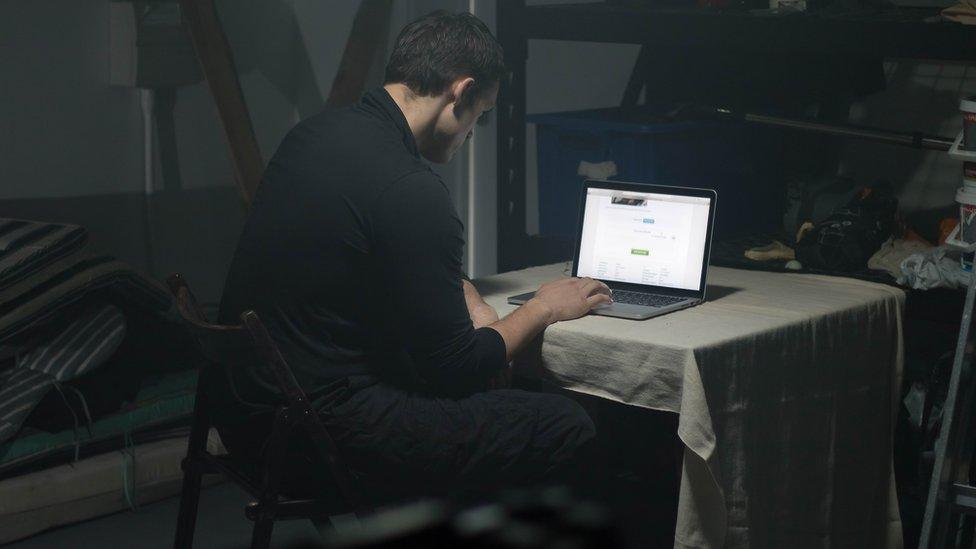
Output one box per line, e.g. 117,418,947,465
575,186,712,291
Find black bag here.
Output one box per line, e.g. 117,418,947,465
795,183,898,272
782,174,861,237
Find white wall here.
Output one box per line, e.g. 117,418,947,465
0,0,362,201
0,0,145,199
0,0,347,303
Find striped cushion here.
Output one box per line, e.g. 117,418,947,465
0,302,126,444
0,219,87,293
0,255,169,346
16,302,126,380
0,217,167,447
0,368,54,442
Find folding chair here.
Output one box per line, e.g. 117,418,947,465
167,274,373,548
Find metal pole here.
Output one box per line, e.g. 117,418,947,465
711,108,955,152
140,88,156,277
496,0,528,272
920,266,976,548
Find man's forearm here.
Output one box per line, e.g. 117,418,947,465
486,299,553,362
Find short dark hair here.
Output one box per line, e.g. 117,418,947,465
384,11,506,105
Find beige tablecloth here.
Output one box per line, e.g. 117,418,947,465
476,264,905,549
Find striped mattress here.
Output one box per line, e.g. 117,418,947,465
0,218,171,445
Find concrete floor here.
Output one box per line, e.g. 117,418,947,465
10,483,322,549
11,481,672,549
9,396,681,549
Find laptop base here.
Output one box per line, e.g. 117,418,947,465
506,291,698,321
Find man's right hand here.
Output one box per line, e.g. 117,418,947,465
487,277,612,362
529,277,612,325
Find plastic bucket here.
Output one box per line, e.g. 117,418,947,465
957,186,976,270
962,97,976,150
965,162,976,183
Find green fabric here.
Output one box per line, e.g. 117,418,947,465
0,369,197,467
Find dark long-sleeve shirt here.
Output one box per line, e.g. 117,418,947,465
217,88,507,413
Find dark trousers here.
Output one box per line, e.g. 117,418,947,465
219,376,597,503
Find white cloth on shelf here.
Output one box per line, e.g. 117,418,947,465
898,246,971,290
868,237,932,280
576,160,618,180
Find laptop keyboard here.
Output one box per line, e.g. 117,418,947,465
611,290,685,308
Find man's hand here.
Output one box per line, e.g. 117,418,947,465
463,279,499,329
484,277,611,364
529,277,612,325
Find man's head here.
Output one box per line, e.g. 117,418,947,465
383,11,506,163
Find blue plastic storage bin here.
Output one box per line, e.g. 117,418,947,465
529,108,779,241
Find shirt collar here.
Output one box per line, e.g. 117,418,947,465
362,87,420,158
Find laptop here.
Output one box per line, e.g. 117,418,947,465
508,179,717,320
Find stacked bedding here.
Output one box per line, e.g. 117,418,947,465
0,428,225,545
0,217,203,541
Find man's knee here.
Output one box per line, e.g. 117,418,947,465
533,393,596,462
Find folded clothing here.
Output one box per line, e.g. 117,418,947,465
868,238,933,280
0,301,127,444
0,217,174,455
898,247,970,290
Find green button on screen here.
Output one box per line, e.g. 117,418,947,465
631,249,649,256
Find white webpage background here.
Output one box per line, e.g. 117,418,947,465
577,189,710,291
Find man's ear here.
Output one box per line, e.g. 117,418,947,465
450,77,477,111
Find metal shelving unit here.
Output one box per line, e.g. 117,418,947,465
494,4,976,546
495,0,976,272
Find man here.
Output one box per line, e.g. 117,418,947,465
217,11,612,500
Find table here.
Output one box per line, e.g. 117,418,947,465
475,264,905,548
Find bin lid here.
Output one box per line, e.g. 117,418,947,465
526,106,723,134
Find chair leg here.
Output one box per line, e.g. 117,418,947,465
248,408,289,549
250,515,275,549
174,461,204,549
174,383,213,549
